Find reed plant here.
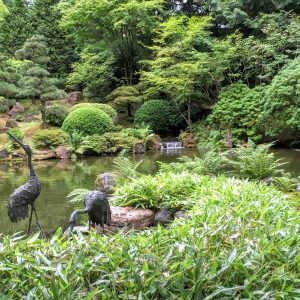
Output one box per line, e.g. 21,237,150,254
0,176,299,299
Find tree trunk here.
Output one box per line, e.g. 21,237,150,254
40,99,48,128
127,103,132,117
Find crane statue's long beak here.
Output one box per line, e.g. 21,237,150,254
7,132,22,146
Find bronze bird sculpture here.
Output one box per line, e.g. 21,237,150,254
7,132,44,235
69,190,111,235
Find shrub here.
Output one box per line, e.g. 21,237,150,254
6,128,24,150
62,107,114,137
32,129,64,149
78,131,138,154
1,177,300,298
0,97,16,113
45,104,69,126
134,100,178,135
70,103,117,118
207,83,264,144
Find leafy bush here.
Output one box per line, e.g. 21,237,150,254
227,142,285,180
0,97,15,113
32,129,64,149
207,83,264,144
1,177,300,298
78,131,138,154
5,128,24,151
134,100,178,135
70,103,117,118
45,104,69,126
259,58,300,136
62,107,114,137
64,130,83,151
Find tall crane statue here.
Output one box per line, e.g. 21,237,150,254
7,132,44,236
69,191,111,235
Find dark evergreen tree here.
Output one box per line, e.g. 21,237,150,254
32,0,77,78
15,35,66,125
0,0,34,56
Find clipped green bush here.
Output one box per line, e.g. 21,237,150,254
32,129,64,149
62,107,113,137
70,103,117,118
134,100,178,135
45,104,69,126
78,131,138,155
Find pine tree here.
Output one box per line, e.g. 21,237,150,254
32,0,77,78
15,35,66,125
0,0,34,56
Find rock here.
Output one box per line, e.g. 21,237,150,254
65,91,83,104
145,134,162,150
133,142,145,154
110,206,155,229
5,119,18,128
55,145,72,159
44,101,52,107
95,172,117,194
224,129,233,148
296,183,300,192
0,127,9,134
174,211,191,220
154,207,173,226
0,150,9,159
7,102,25,117
32,150,56,160
182,133,197,148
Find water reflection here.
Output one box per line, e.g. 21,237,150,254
0,148,299,234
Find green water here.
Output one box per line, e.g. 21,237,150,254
0,148,299,235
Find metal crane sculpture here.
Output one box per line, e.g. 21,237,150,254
69,191,111,235
7,132,44,236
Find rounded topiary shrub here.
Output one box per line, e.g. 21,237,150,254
70,103,117,118
134,100,178,134
45,104,69,126
62,107,113,136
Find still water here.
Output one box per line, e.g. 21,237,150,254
0,149,299,235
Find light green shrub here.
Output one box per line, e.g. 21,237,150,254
62,107,114,137
70,102,117,118
32,129,64,148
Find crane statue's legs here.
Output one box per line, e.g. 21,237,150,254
28,204,45,237
27,206,34,235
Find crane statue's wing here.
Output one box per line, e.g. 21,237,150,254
7,179,40,223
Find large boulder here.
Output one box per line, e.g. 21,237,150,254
133,142,145,154
5,119,18,128
110,206,155,228
55,145,72,159
145,134,162,150
7,103,25,117
32,150,56,160
95,172,117,194
65,91,83,104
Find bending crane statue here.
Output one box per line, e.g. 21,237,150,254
7,132,44,235
69,191,111,235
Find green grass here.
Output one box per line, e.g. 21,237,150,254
1,176,300,299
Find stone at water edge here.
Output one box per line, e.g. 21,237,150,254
32,150,56,160
133,142,145,154
95,172,117,194
154,207,173,226
296,183,300,192
145,134,162,150
55,145,72,159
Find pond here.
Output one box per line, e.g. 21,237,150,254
0,148,299,235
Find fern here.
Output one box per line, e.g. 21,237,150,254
67,189,90,204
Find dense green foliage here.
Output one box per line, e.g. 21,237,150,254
62,107,113,137
45,104,69,126
32,129,64,148
134,100,178,135
1,176,300,298
70,103,117,118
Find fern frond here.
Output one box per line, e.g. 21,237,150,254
67,189,90,204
